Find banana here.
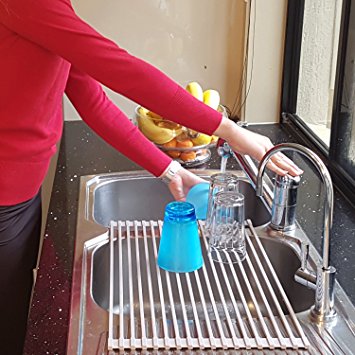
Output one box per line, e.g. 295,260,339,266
203,89,220,110
211,135,219,143
184,82,204,138
191,133,212,146
147,110,163,121
138,115,181,145
138,106,150,117
185,81,204,101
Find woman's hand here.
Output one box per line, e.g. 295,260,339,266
214,116,303,176
168,167,206,201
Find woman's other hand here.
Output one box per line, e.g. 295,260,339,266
168,167,206,201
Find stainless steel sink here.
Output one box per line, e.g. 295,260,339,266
68,170,355,354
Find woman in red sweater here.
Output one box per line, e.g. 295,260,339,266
0,0,302,353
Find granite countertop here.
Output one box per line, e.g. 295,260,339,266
24,121,355,355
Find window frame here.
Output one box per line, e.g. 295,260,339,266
281,0,355,206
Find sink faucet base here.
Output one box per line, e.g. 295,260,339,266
310,265,337,324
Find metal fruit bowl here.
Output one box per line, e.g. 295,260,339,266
135,105,223,167
157,142,216,167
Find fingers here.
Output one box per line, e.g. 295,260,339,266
266,160,288,176
168,175,186,201
272,153,299,170
270,153,303,176
182,168,206,185
169,169,207,201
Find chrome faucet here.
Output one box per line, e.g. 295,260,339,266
256,143,337,323
217,139,337,323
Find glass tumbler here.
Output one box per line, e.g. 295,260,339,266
157,201,203,273
208,191,246,264
205,173,239,234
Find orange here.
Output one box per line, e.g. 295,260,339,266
166,151,181,159
162,138,177,149
176,139,193,149
180,151,197,161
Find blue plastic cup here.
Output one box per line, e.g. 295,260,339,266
157,201,204,273
186,182,210,220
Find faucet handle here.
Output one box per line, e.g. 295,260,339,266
295,241,317,290
216,137,226,149
216,139,231,158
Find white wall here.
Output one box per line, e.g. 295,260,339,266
64,0,247,121
244,0,288,124
297,0,342,127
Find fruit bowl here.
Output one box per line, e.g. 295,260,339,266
156,140,217,167
135,105,223,167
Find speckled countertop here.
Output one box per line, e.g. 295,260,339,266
23,121,355,355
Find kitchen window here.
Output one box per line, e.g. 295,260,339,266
282,0,355,205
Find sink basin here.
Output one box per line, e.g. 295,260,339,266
67,170,355,354
91,173,270,227
92,236,314,316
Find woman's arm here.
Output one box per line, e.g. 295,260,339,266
65,66,173,177
65,66,206,199
213,116,303,176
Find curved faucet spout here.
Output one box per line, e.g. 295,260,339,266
256,143,333,270
256,143,336,323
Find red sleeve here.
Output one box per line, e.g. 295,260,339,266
65,66,172,177
0,0,222,135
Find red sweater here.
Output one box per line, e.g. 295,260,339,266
0,0,222,205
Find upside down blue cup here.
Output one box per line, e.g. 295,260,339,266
157,201,204,273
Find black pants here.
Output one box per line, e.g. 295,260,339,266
0,193,41,355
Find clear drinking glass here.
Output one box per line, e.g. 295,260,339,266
205,173,239,234
157,201,203,273
208,191,246,264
